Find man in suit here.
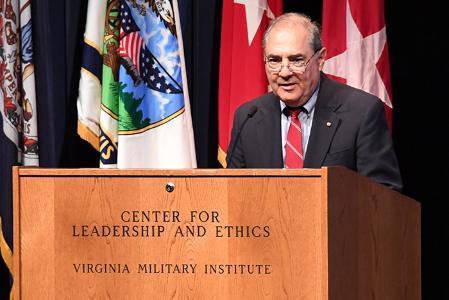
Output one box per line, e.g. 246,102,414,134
226,12,402,191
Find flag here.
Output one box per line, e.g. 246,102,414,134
1,0,38,295
77,0,107,157
1,0,38,165
217,0,282,167
322,0,393,127
0,116,15,299
116,0,196,168
77,0,196,168
99,0,119,168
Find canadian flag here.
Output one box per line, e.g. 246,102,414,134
218,0,283,166
322,0,393,127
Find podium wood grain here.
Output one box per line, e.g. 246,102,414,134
13,168,420,299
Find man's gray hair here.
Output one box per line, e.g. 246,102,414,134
262,12,322,52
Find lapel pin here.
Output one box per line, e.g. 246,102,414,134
326,122,332,127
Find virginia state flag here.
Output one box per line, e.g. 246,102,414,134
217,0,282,166
322,0,393,127
78,0,196,168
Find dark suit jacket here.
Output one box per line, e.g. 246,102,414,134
227,74,402,191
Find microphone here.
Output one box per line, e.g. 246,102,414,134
227,106,258,168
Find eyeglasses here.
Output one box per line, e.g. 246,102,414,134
264,48,322,74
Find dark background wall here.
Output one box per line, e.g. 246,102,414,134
383,1,449,298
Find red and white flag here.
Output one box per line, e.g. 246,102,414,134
322,0,393,127
218,0,282,166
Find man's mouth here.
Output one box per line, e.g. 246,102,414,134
279,82,296,91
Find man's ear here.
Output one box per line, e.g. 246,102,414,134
318,47,327,70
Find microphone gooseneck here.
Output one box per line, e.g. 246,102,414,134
227,106,258,168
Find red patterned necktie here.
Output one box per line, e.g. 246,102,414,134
285,108,304,168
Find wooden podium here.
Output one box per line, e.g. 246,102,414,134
13,167,420,299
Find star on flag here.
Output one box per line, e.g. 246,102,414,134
234,0,275,46
323,0,392,109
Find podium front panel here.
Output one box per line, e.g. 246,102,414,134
14,169,329,299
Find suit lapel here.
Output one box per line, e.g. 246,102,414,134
255,94,283,168
304,75,341,168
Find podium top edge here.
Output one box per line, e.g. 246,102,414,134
14,167,331,177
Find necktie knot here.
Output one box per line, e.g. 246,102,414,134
289,109,301,119
282,106,307,119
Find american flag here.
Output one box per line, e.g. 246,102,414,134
119,1,181,94
119,32,145,72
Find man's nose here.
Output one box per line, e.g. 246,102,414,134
278,64,293,77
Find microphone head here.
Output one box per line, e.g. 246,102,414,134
247,106,258,118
